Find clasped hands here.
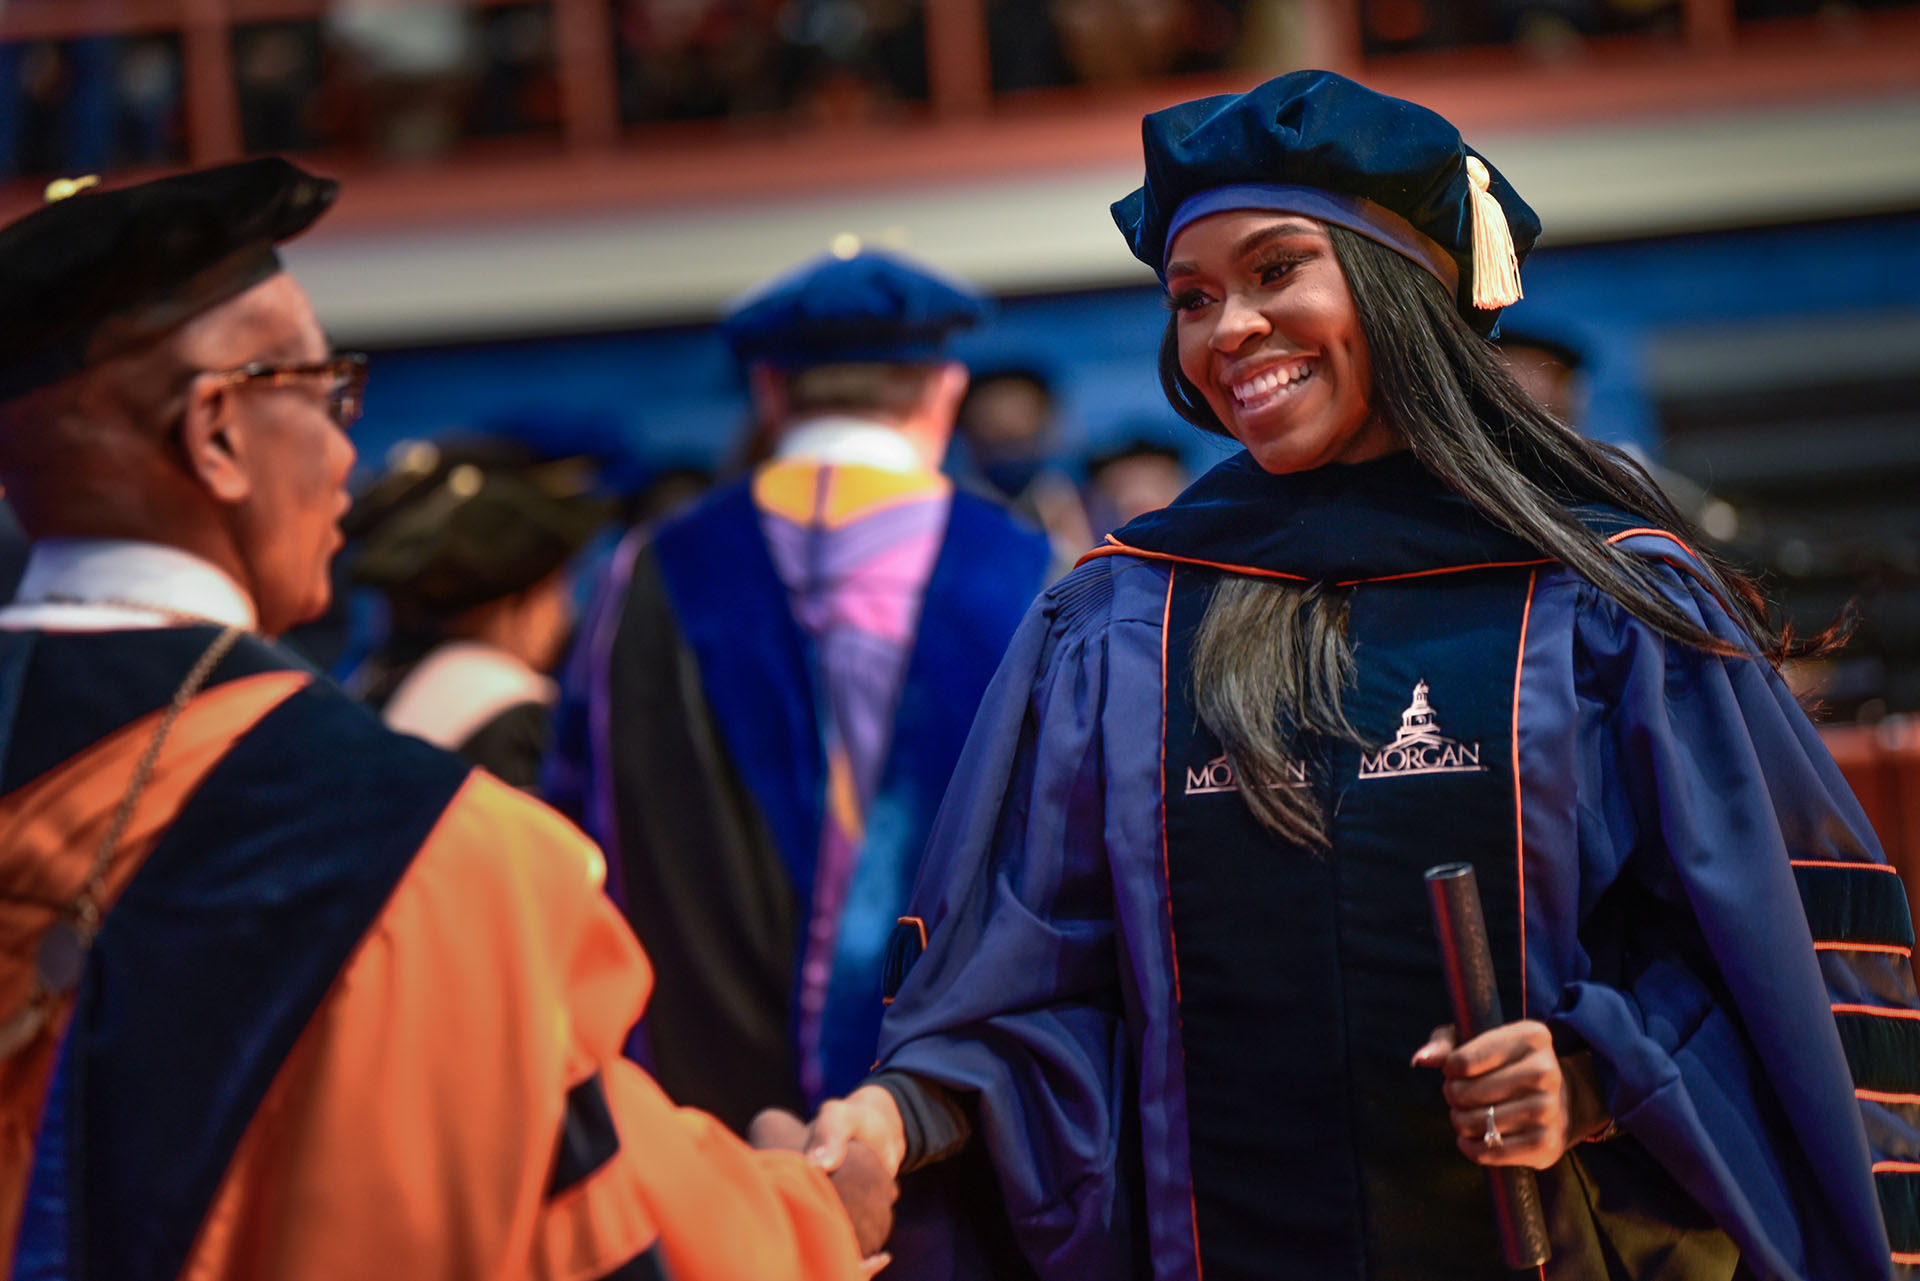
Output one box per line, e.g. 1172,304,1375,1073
774,1020,1608,1272
1411,1019,1612,1169
749,1102,900,1275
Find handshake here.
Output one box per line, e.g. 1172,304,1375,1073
749,1085,910,1272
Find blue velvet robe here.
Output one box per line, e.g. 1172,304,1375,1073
875,451,1920,1281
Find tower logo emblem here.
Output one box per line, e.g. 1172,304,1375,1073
1358,681,1485,780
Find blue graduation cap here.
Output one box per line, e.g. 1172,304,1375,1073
721,247,992,368
1111,70,1541,333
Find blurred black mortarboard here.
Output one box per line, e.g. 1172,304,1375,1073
1086,435,1187,479
347,437,612,619
965,364,1054,395
722,246,992,368
1491,328,1587,371
0,158,337,401
1111,70,1540,334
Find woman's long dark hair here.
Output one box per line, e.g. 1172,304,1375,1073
1165,223,1835,842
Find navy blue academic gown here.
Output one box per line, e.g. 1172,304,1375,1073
875,451,1920,1281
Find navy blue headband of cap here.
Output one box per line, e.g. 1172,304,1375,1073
1163,184,1460,297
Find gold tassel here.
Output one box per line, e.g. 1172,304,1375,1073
43,175,99,204
1464,156,1522,310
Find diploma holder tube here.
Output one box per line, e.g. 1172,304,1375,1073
1424,861,1552,1270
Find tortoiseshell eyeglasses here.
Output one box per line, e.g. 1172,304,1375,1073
206,353,368,429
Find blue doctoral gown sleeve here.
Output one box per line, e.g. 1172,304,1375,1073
874,561,1135,1280
1552,555,1920,1281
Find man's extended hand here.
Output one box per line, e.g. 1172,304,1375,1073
751,1108,897,1267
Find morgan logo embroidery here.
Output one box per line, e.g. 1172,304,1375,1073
1359,681,1486,780
1185,752,1308,795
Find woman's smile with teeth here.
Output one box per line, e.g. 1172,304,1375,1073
1231,360,1316,407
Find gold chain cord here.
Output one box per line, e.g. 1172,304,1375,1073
0,624,247,1063
74,624,247,937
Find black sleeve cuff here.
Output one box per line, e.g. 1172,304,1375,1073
867,1070,973,1174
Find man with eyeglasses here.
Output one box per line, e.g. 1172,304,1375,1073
0,160,891,1279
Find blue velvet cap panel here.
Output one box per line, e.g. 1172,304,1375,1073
1111,69,1540,332
721,248,993,367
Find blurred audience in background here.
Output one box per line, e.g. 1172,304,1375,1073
5,0,1909,176
3,1,565,176
987,0,1247,89
236,24,325,154
1082,435,1190,537
345,437,610,791
323,0,477,159
1493,328,1742,550
0,0,935,170
1050,0,1243,82
1360,0,1679,56
1493,329,1589,426
614,0,927,126
779,0,928,123
953,366,1093,574
615,0,785,123
469,4,564,138
244,1,564,160
0,0,1262,175
0,37,183,179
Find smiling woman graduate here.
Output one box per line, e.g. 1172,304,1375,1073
799,70,1920,1281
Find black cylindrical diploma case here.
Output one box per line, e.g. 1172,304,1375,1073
1424,861,1552,1270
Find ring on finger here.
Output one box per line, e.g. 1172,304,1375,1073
1482,1105,1503,1149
